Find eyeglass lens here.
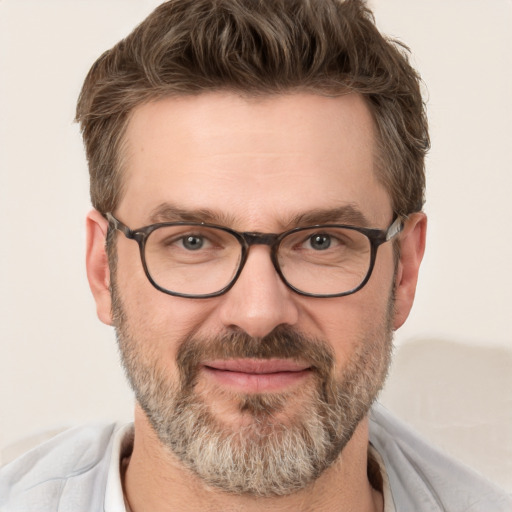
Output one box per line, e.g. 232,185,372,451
143,224,372,297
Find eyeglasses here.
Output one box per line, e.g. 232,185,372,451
106,213,403,299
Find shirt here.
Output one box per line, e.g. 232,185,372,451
1,403,511,511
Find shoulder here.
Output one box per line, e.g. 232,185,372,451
0,422,126,512
369,403,512,512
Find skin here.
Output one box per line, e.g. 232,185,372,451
86,92,426,511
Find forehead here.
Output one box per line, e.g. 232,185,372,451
119,92,392,229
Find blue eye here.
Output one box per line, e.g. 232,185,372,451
182,235,204,250
308,234,331,250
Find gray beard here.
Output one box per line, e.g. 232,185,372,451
113,292,393,497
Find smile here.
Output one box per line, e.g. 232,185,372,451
202,358,313,393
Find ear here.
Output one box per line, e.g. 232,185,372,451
86,209,113,326
393,212,427,330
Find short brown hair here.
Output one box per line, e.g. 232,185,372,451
76,0,429,217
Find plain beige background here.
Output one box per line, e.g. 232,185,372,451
1,0,511,492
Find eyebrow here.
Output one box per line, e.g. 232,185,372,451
288,205,371,228
147,202,372,230
149,203,237,226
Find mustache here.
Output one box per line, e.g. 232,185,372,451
176,325,335,389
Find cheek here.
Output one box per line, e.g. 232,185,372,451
301,270,394,364
115,252,221,360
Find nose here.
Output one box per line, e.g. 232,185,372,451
217,246,300,338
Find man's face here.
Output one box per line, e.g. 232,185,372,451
88,92,421,496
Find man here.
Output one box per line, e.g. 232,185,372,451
1,0,510,510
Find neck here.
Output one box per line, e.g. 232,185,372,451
123,406,383,512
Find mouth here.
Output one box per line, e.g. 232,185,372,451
201,358,313,393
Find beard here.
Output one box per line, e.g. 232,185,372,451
112,285,394,497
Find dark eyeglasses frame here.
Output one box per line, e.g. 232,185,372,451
106,212,404,299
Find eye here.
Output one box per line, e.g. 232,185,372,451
307,233,332,250
181,235,205,251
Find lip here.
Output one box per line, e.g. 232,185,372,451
201,358,312,393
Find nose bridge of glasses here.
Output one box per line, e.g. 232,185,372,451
234,231,288,296
241,232,280,248
237,232,282,279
